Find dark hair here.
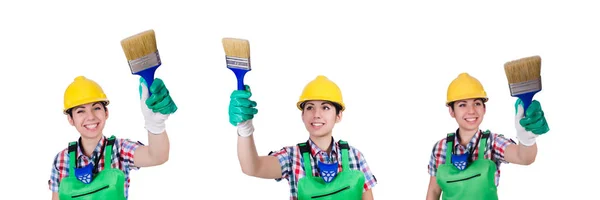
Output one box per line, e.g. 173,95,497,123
66,101,108,117
300,101,342,115
448,98,487,111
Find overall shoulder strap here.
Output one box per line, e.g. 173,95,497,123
338,140,350,171
479,130,491,160
68,141,77,177
104,135,116,169
297,141,313,177
445,133,455,165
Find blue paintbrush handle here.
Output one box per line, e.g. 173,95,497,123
516,91,538,117
135,65,160,96
230,68,249,91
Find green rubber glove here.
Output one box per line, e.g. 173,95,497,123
139,77,178,115
139,77,177,134
229,85,258,126
515,99,549,135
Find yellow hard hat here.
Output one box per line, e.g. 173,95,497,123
297,75,345,111
63,76,109,113
446,73,488,105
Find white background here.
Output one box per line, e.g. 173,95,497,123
0,0,598,199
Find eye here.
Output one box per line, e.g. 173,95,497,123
305,106,313,111
322,106,330,110
76,110,84,114
475,102,482,106
458,104,466,107
94,106,102,110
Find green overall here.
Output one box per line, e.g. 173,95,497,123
58,136,127,200
297,140,365,200
436,131,498,200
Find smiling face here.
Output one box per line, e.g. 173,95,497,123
67,102,108,140
301,100,342,138
448,98,486,133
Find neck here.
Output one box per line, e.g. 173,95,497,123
310,134,333,153
458,128,478,146
80,134,103,157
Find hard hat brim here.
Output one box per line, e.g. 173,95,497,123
297,99,345,111
63,99,110,114
446,97,488,106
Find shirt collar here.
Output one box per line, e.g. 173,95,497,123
307,136,339,158
454,129,482,151
76,135,107,161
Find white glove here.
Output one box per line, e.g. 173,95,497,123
140,81,170,134
515,103,538,146
237,119,255,137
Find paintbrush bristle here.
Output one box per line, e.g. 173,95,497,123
504,55,541,84
121,30,158,61
222,38,250,59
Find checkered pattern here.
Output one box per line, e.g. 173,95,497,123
427,130,516,186
269,138,377,200
48,135,143,199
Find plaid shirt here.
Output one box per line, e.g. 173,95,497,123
269,137,377,200
428,129,516,186
48,135,143,199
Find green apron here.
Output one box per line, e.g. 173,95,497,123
436,130,498,200
58,135,127,200
297,140,365,200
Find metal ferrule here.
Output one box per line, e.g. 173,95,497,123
225,56,251,70
508,78,542,96
128,51,161,73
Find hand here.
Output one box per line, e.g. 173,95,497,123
139,77,178,134
229,85,258,137
514,99,549,146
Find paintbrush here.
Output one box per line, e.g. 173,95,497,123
504,55,542,116
121,29,161,96
222,38,251,90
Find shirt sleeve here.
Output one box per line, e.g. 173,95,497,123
117,138,143,171
428,140,446,177
491,133,517,164
48,150,68,192
268,147,292,182
350,147,377,192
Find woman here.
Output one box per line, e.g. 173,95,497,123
426,73,550,200
48,76,177,200
229,75,378,200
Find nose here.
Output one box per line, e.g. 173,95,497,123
467,104,475,114
85,110,98,121
313,109,322,119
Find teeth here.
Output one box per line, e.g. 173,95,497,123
465,118,476,122
84,124,98,129
312,123,324,126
